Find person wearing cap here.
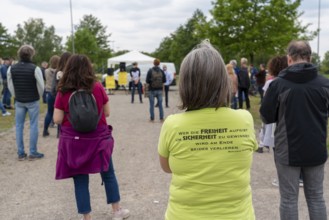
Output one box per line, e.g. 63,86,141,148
129,62,143,103
260,40,328,219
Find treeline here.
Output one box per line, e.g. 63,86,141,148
1,0,329,73
152,0,329,73
0,15,111,72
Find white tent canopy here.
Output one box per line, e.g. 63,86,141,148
107,50,155,67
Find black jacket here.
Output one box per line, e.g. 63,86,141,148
260,63,329,166
237,67,250,89
146,66,166,91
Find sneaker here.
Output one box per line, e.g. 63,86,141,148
28,152,44,161
43,130,50,137
2,111,11,116
112,208,130,220
272,179,279,187
299,179,304,187
256,147,263,153
18,153,27,161
264,146,270,152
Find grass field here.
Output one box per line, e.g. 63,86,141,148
0,99,47,133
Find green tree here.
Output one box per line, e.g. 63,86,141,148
66,28,99,62
75,14,112,71
208,0,316,64
321,51,329,74
153,9,207,72
15,18,62,64
311,52,320,66
0,23,19,58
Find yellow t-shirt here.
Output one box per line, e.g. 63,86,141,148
158,108,257,220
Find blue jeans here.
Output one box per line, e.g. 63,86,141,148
230,94,237,109
44,92,55,131
131,82,142,103
0,100,6,114
2,87,11,107
275,162,327,220
148,90,164,120
15,100,40,156
73,158,120,214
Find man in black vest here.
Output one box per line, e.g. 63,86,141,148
7,45,45,161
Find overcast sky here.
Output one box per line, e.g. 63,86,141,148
1,0,328,59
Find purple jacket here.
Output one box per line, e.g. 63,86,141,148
56,125,114,179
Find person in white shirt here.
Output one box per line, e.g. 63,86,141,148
162,65,172,108
129,62,143,103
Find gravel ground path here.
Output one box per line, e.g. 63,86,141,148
0,87,328,220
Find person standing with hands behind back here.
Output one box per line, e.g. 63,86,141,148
130,62,142,103
158,41,257,220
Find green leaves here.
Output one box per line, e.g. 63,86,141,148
209,0,315,63
67,14,112,72
14,18,62,65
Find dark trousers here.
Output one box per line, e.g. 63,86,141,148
164,85,169,107
131,82,142,103
238,87,250,109
257,84,264,101
44,92,55,132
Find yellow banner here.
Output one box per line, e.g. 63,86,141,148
105,75,116,89
118,71,128,86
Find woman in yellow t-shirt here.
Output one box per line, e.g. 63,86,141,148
158,41,257,220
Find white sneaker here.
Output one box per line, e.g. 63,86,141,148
2,111,11,116
272,179,279,187
112,208,130,220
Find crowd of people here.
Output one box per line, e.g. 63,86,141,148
0,39,328,220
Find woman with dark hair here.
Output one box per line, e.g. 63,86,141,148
53,54,129,220
257,55,288,154
51,52,72,137
43,55,60,137
158,41,257,220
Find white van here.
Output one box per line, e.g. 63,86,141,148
102,62,176,89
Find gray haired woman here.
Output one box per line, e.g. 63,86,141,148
158,41,257,220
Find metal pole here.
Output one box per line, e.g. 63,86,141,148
317,0,321,60
70,0,75,54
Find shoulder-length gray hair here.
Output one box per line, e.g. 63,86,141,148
179,41,230,110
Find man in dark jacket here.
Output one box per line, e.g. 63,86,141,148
146,58,166,122
260,40,328,220
8,45,45,161
237,58,250,109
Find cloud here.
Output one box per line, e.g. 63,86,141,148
1,0,328,58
